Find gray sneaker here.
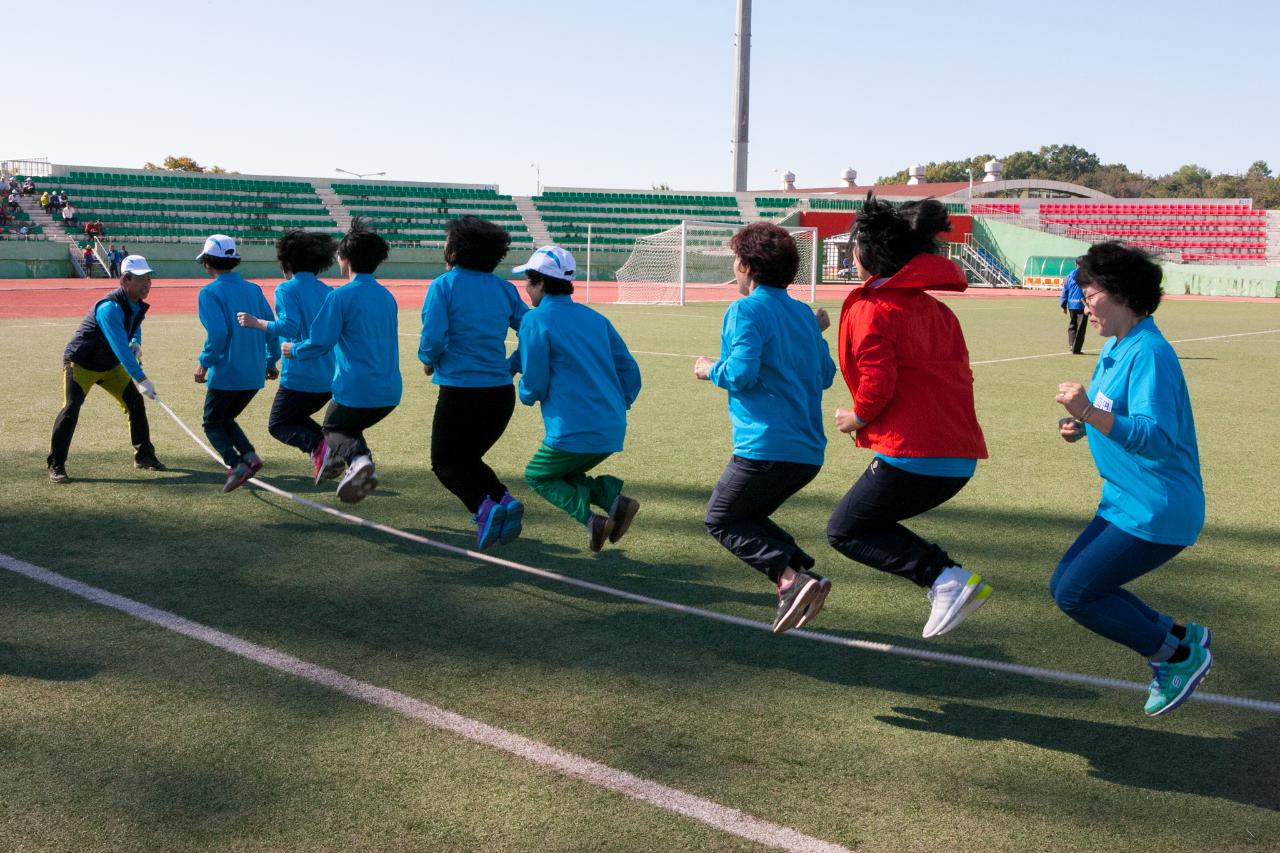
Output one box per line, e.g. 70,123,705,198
336,455,378,503
48,463,70,484
773,573,824,634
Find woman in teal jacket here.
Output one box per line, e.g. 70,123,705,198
1053,241,1210,717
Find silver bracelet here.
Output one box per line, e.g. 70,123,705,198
1080,404,1095,422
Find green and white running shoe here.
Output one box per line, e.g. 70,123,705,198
1144,643,1212,717
1183,622,1211,649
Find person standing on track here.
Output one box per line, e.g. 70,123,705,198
284,221,401,504
419,216,529,549
1061,266,1087,354
194,234,280,493
47,254,166,483
236,231,338,480
1053,241,1210,717
694,222,837,634
827,194,991,639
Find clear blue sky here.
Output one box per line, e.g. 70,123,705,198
17,0,1278,195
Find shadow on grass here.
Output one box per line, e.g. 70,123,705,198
0,640,100,681
877,703,1280,811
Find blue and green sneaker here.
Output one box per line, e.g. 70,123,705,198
1144,642,1212,717
1184,622,1211,649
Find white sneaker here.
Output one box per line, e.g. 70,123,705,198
922,566,991,638
336,454,378,503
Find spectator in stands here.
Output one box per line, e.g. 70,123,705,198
39,190,51,213
827,193,991,639
1053,241,1209,717
694,223,834,631
418,215,528,549
49,193,62,218
47,253,167,484
0,207,9,227
283,221,401,504
62,203,77,226
194,234,280,493
21,177,35,196
235,230,338,479
58,190,69,206
1061,266,1086,354
6,189,18,213
18,225,29,237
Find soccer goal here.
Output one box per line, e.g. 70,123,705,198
614,220,819,305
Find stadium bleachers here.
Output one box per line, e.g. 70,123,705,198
971,202,1021,215
43,171,335,243
533,190,742,249
1038,202,1268,262
335,183,532,248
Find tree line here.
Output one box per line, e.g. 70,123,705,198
877,145,1280,208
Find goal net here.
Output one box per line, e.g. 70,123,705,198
614,220,819,304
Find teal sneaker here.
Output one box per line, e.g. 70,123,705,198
1144,643,1212,717
498,492,523,545
1184,622,1211,649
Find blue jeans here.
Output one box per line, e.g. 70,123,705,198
1050,516,1182,658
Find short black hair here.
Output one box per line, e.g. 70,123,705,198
728,222,799,286
1075,241,1163,316
444,216,511,273
849,192,951,278
337,217,390,274
276,229,336,276
526,269,573,295
201,255,241,271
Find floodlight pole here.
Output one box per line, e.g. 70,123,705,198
730,0,751,192
336,168,386,180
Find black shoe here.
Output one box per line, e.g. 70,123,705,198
48,463,70,484
793,571,832,629
772,573,824,634
607,494,640,543
135,456,168,471
587,513,614,552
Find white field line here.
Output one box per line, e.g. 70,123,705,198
0,552,848,853
971,328,1280,366
133,397,1280,716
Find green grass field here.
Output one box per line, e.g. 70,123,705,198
2,295,1279,851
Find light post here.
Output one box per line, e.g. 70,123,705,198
530,162,541,196
335,168,386,180
967,166,974,200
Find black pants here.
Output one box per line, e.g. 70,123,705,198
1067,308,1087,354
322,401,396,463
826,457,969,588
705,455,821,584
268,387,332,454
203,388,258,468
431,384,515,513
48,361,156,467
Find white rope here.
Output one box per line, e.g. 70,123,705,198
150,395,1279,716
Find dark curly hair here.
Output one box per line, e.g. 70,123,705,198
444,216,511,273
849,191,950,277
1075,241,1163,316
337,217,390,274
728,222,799,287
276,229,336,276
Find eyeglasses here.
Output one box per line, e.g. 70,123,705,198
1082,289,1106,307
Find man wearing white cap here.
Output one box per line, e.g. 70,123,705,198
47,254,166,483
194,234,280,493
513,246,642,551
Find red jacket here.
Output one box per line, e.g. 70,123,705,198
837,253,988,459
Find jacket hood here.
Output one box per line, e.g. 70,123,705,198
853,253,968,295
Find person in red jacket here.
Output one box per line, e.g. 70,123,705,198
828,194,991,639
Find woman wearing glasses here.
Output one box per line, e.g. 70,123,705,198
1054,241,1209,717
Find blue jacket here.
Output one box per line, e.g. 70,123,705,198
197,272,280,391
292,273,402,408
266,273,334,394
1061,269,1083,310
1085,316,1204,546
418,266,528,387
709,284,836,465
518,294,641,453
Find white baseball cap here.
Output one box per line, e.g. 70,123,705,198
513,246,576,281
197,234,240,261
120,254,153,276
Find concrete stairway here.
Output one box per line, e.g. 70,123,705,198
513,196,552,246
311,181,353,233
16,194,76,245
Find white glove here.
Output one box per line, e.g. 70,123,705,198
136,378,157,400
129,341,143,364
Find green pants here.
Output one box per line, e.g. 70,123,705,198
524,443,623,525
